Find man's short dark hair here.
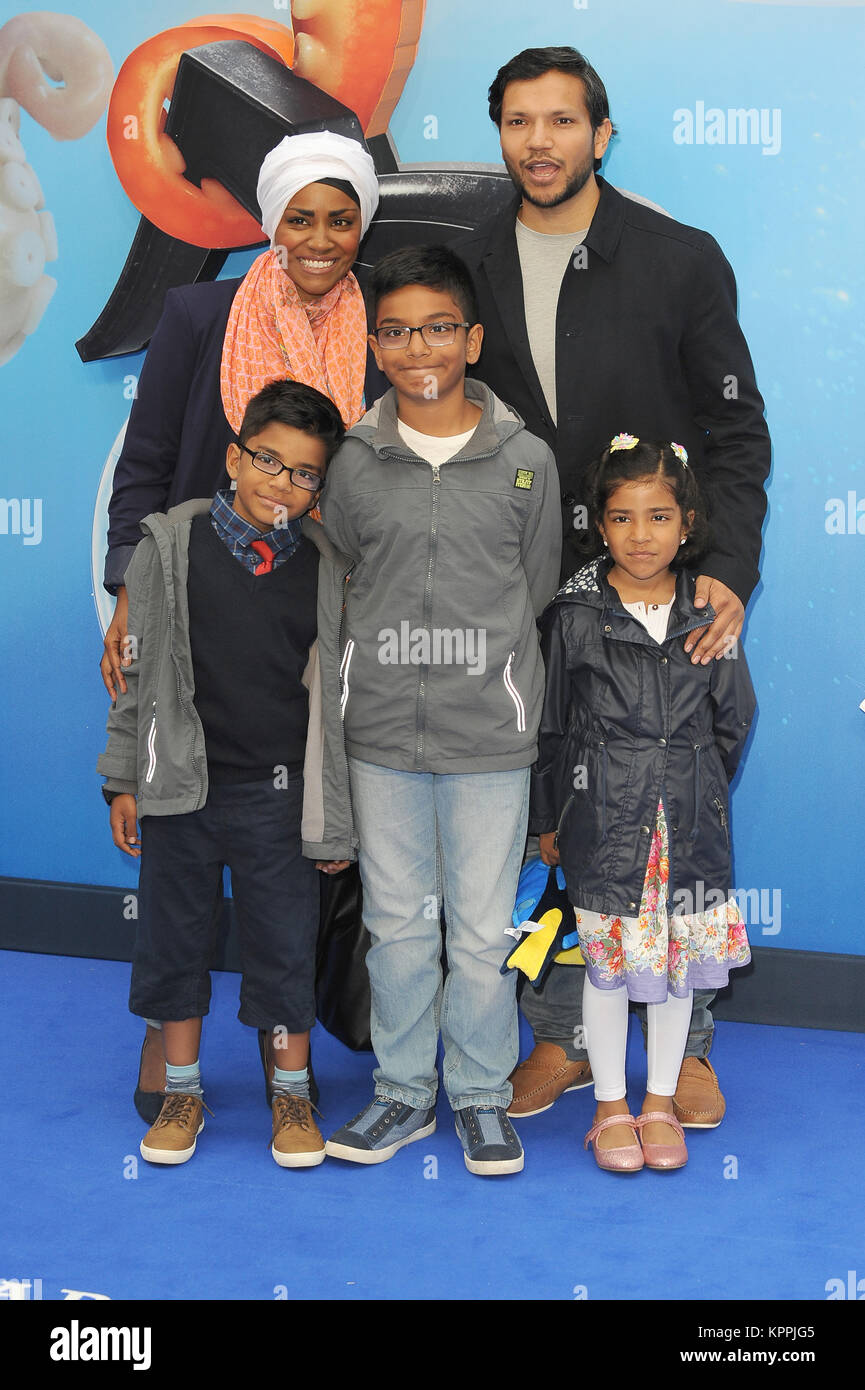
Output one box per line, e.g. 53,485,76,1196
488,46,617,169
238,379,345,462
366,244,480,328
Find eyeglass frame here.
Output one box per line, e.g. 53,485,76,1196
372,321,472,349
237,443,325,492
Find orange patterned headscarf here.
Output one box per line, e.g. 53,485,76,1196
220,248,368,433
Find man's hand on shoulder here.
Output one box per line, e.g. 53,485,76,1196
685,576,745,665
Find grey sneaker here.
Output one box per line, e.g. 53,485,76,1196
325,1097,436,1164
455,1105,524,1175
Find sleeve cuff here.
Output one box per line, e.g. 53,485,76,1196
103,545,137,595
101,781,137,803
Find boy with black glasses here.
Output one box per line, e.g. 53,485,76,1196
320,245,562,1175
97,380,354,1168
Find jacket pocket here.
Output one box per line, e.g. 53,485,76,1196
689,742,702,838
712,793,730,850
598,739,608,843
553,793,575,849
144,705,157,784
503,650,527,733
339,639,355,721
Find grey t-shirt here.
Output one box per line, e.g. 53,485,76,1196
514,218,588,424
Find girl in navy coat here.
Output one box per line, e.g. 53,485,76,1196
532,436,755,1172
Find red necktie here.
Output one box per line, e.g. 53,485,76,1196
251,539,275,575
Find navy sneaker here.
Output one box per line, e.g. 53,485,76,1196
325,1097,436,1164
455,1105,524,1175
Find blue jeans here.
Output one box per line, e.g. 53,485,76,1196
348,758,530,1110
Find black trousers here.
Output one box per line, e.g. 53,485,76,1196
130,776,318,1032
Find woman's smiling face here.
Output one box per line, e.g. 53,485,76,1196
272,181,362,302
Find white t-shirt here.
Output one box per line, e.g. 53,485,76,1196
396,419,477,468
514,218,588,424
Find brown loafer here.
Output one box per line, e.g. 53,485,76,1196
507,1042,593,1118
672,1057,726,1128
134,1023,166,1124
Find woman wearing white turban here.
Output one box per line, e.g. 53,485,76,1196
99,131,380,1123
102,130,380,693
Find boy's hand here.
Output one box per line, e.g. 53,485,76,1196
538,832,560,867
110,794,141,857
315,859,350,874
101,586,130,700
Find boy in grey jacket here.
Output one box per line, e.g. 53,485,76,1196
97,381,354,1170
320,246,562,1175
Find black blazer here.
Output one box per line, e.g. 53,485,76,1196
105,277,384,593
454,179,771,601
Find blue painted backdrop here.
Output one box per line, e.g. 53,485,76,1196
1,0,862,957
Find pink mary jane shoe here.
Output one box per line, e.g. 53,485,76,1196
635,1111,689,1170
584,1113,645,1172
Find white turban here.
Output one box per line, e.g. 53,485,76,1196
257,131,380,244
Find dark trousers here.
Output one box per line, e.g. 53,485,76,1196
130,776,318,1032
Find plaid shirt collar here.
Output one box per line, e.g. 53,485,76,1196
209,489,303,573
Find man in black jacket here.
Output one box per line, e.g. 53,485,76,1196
455,46,770,1128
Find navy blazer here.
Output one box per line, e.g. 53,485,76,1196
105,277,386,592
454,179,771,601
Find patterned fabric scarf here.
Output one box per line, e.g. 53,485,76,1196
220,248,367,432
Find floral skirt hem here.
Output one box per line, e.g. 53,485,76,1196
575,801,750,1002
579,950,751,1004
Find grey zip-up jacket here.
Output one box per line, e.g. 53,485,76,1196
319,380,563,773
96,499,356,861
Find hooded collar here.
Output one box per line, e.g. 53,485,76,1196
350,377,524,463
555,555,715,640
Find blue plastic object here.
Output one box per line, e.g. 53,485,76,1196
512,855,567,931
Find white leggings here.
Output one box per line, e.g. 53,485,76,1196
582,973,693,1101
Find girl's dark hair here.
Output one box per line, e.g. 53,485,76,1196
239,379,345,461
574,438,709,569
366,244,479,327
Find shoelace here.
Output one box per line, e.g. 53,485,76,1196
462,1107,515,1148
272,1094,322,1133
154,1093,213,1130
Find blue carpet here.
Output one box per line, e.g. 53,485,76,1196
1,949,863,1302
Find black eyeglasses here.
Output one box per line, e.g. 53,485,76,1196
373,321,471,349
239,444,324,492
